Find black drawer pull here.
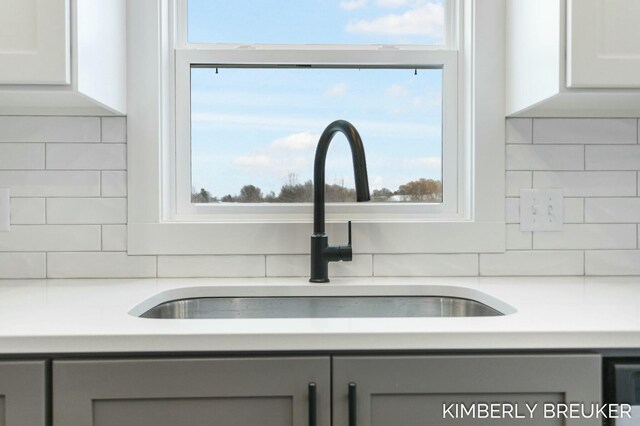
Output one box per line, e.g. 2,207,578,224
309,382,317,426
348,382,357,426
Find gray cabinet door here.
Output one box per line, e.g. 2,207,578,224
0,361,47,426
54,357,330,426
333,355,601,426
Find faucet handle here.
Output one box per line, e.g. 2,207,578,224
339,221,353,262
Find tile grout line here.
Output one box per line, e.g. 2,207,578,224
371,254,375,277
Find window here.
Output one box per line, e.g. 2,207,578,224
126,0,506,255
174,0,459,221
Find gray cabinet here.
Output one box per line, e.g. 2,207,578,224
333,355,601,426
53,354,602,426
0,361,47,426
53,357,330,426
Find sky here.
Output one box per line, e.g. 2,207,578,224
188,0,446,200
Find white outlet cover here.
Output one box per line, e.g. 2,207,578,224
0,188,9,232
520,189,563,232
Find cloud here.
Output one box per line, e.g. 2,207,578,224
386,84,409,97
233,155,271,167
324,83,348,97
345,2,444,37
271,132,319,151
340,0,367,10
192,112,325,132
376,0,412,8
232,132,320,178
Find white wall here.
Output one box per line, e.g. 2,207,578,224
0,116,638,278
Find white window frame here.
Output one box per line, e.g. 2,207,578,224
174,1,458,222
126,0,506,255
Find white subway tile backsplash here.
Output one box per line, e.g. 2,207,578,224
265,254,372,277
564,198,585,223
10,198,45,224
0,144,44,169
506,171,532,196
0,225,100,252
0,188,8,231
102,225,127,251
506,145,584,171
506,225,532,250
506,118,532,144
47,198,126,224
585,250,640,275
0,253,46,278
101,171,126,197
0,117,101,143
158,255,265,278
586,145,640,170
373,254,478,276
101,117,126,143
585,198,640,223
533,118,637,144
0,115,639,279
48,252,156,278
480,251,583,276
0,171,100,197
505,198,519,223
533,171,636,196
533,224,636,250
46,144,126,170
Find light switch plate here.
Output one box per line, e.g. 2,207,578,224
520,189,563,232
0,188,9,232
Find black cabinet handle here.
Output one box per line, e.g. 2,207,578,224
308,382,317,426
348,382,357,426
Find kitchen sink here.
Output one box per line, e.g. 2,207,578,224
138,295,504,319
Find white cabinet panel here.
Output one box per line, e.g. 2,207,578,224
568,0,640,88
0,0,69,84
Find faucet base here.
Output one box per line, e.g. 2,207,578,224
309,234,330,283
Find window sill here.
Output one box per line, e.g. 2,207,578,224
127,221,505,255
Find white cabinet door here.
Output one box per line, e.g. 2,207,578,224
567,0,640,88
0,0,69,84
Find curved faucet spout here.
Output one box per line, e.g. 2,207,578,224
313,120,370,235
310,120,370,283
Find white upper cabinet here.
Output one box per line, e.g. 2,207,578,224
0,0,69,84
567,0,640,88
0,0,125,115
507,0,640,117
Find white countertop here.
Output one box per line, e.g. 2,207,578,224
0,276,638,354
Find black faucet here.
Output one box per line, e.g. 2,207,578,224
310,120,370,283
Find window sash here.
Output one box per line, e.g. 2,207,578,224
172,48,460,222
170,0,463,223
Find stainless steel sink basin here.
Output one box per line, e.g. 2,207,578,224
139,296,504,319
